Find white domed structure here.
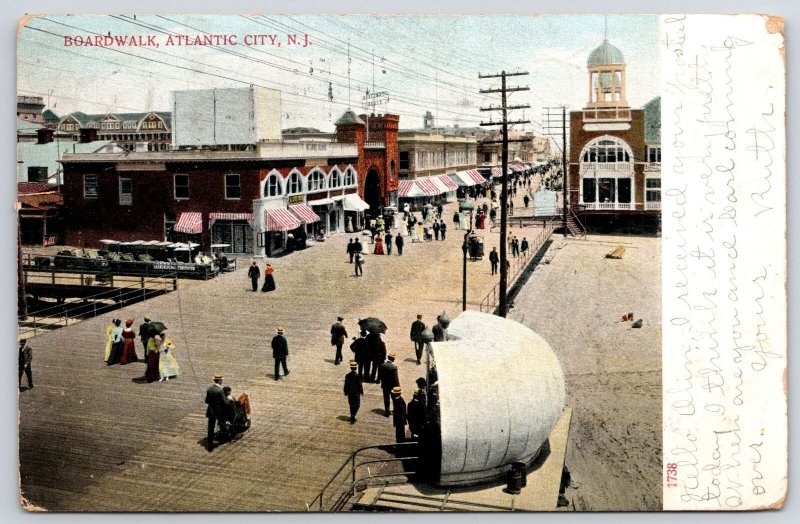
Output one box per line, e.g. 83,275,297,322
586,39,628,109
431,311,566,486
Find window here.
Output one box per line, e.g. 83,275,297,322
119,177,132,205
390,160,396,179
308,170,325,191
598,178,616,203
582,178,596,203
265,174,282,197
27,166,48,183
225,174,241,199
483,153,492,163
344,168,355,186
174,174,189,199
581,137,632,163
330,170,340,188
647,146,661,163
287,173,302,194
399,151,410,170
617,178,632,203
646,178,661,202
83,175,98,198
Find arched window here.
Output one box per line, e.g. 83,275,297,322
265,174,282,197
308,170,326,191
330,169,341,188
580,136,632,163
344,168,356,186
287,172,302,194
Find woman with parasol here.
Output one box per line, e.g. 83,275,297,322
159,339,180,381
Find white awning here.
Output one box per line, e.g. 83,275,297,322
308,198,335,206
342,193,370,212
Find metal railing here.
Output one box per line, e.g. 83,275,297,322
305,442,419,512
645,201,662,211
18,271,178,339
479,218,557,313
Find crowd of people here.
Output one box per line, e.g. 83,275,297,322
102,316,179,383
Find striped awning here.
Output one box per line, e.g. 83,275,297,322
265,208,301,232
398,180,425,198
464,169,486,185
174,212,202,234
209,212,254,228
416,177,441,195
437,174,459,191
491,167,502,178
289,204,321,224
511,163,525,172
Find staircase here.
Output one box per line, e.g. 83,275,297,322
565,212,586,239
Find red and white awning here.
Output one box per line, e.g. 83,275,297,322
209,212,254,228
398,180,425,198
491,167,502,178
264,208,301,232
464,169,486,185
289,204,321,224
511,163,524,172
174,212,202,234
416,177,441,196
437,174,459,191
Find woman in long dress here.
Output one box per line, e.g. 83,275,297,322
159,339,179,381
373,235,385,255
103,319,116,362
145,333,162,383
120,319,139,365
106,318,124,365
261,262,276,292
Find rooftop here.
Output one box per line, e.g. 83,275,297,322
587,39,625,66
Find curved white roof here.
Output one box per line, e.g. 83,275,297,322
434,311,566,486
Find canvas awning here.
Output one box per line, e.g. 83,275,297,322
264,208,301,232
289,204,321,224
399,178,441,198
308,198,335,206
465,169,486,185
208,212,254,228
436,174,459,191
342,193,370,212
174,212,202,234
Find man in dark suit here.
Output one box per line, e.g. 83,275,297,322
377,352,400,417
385,231,393,256
138,316,151,354
489,247,499,275
350,331,370,381
395,234,404,255
247,261,260,291
346,238,355,263
343,361,363,423
366,331,387,383
407,388,426,440
440,221,447,240
271,327,290,380
433,220,440,241
409,314,426,365
330,316,348,365
205,374,226,451
391,387,407,443
18,339,33,390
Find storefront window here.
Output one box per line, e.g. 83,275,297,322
598,178,615,202
646,178,661,201
582,178,596,202
617,178,632,203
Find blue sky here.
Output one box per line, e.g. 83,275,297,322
17,14,659,132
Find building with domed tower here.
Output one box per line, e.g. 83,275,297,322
568,38,660,232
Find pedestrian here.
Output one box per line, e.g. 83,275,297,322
145,333,163,383
489,247,499,275
524,194,530,208
440,221,447,240
407,388,426,440
437,203,443,218
350,330,370,380
391,387,407,443
395,233,404,255
18,338,33,390
409,314,426,365
354,238,363,257
205,374,226,451
347,238,355,263
511,237,519,258
159,339,180,381
509,199,515,216
354,252,364,277
247,261,260,291
261,262,276,292
271,327,290,380
374,234,385,255
139,316,152,355
343,361,363,424
120,319,139,365
103,318,115,363
385,231,393,255
453,210,460,230
330,316,348,365
433,220,440,241
521,237,529,255
367,331,387,383
432,313,448,342
377,352,400,417
106,318,124,365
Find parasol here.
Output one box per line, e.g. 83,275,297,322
358,317,387,334
420,327,434,343
459,200,476,212
145,321,168,338
437,311,451,328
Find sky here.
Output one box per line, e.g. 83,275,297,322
16,14,659,134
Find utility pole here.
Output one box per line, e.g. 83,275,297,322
543,106,570,236
479,71,529,318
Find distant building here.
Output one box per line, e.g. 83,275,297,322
17,96,45,123
568,38,661,228
17,182,63,246
57,111,172,152
17,125,110,184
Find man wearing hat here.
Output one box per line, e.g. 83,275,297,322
350,330,370,381
139,316,152,354
366,331,387,383
271,327,290,380
391,387,407,443
330,317,348,365
343,361,363,424
377,352,400,417
409,314,426,365
205,374,226,451
407,388,426,440
18,339,33,390
247,261,260,292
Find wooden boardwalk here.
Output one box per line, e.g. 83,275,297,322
18,194,551,512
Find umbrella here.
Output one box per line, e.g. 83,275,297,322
436,311,451,328
459,200,476,211
145,321,168,338
420,327,434,343
358,317,387,334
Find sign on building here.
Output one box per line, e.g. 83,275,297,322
533,189,558,217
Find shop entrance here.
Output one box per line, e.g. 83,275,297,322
364,169,382,218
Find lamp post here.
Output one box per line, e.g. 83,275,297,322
459,202,475,311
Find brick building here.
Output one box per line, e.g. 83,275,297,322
568,38,661,229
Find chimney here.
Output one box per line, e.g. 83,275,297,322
36,128,54,144
79,128,98,143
